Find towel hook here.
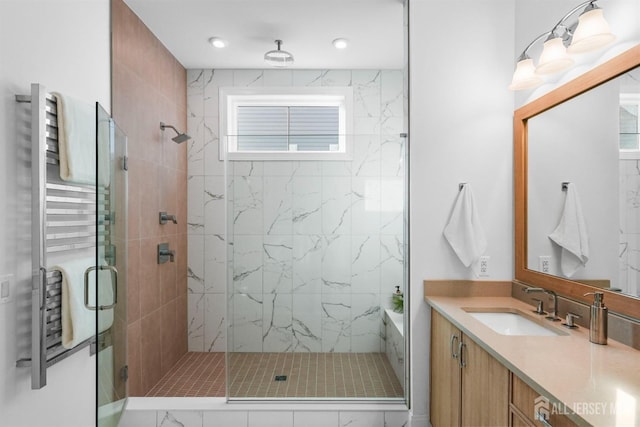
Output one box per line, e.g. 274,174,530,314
561,182,570,191
459,182,467,192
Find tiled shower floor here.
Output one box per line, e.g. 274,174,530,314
146,352,403,398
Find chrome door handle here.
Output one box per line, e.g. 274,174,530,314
458,341,467,368
535,410,553,427
84,265,118,310
450,334,459,359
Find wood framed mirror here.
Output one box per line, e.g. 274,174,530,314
514,44,640,319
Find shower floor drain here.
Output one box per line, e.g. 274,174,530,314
274,375,287,381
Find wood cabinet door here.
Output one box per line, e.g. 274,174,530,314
430,310,462,427
461,336,509,427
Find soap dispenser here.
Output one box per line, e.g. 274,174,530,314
584,292,607,345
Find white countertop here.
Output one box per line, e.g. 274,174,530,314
426,295,640,427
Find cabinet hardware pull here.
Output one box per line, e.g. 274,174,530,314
450,334,459,359
458,341,466,368
534,410,553,427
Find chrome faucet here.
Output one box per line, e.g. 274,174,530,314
525,287,560,321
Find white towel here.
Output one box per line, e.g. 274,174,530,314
443,184,488,267
548,183,589,277
51,257,114,349
53,92,110,186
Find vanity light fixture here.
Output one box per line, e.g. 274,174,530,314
332,38,349,49
208,37,228,49
264,39,294,67
509,0,615,91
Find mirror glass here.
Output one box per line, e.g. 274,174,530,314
527,65,640,299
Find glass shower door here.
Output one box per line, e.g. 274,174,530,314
96,104,128,427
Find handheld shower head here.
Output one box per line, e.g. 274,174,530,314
160,122,191,144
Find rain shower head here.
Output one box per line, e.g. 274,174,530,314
264,39,294,67
160,122,191,143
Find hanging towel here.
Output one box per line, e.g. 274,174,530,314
548,183,589,277
53,92,110,186
443,184,488,267
51,257,114,349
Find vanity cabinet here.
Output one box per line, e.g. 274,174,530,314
430,310,509,426
510,374,578,427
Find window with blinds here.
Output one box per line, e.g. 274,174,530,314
220,87,353,160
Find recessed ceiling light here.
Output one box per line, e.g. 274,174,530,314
332,38,349,49
209,37,227,49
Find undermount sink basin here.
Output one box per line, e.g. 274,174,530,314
463,308,567,336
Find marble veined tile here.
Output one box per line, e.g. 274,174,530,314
203,118,224,177
204,293,226,352
381,70,404,119
293,70,324,87
353,70,381,119
204,234,226,294
321,70,352,87
381,235,404,294
204,176,225,236
187,176,204,233
352,178,381,235
233,293,263,352
233,70,264,87
263,235,293,294
187,116,205,177
263,69,293,86
322,235,352,293
188,234,205,294
292,177,322,235
339,411,383,427
203,69,233,118
322,177,353,235
321,293,351,352
233,176,263,235
352,134,381,178
187,294,205,351
263,292,293,352
351,235,381,294
233,235,263,295
292,235,322,294
351,293,382,352
157,411,203,427
292,293,322,352
263,176,293,235
187,70,204,118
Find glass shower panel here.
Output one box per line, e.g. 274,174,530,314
225,130,407,400
96,104,128,426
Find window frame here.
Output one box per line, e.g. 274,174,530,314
619,93,640,159
219,86,354,161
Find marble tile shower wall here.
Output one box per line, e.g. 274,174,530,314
186,69,406,353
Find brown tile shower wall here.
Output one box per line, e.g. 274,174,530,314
111,0,188,396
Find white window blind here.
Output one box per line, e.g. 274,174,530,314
236,105,340,152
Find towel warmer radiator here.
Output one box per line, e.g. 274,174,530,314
15,84,113,389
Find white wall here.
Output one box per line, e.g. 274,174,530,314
0,1,110,426
409,0,516,425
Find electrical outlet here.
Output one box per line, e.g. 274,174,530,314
0,274,13,304
479,256,490,278
539,256,551,274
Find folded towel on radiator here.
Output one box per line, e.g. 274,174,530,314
51,257,114,349
549,183,589,277
52,92,110,186
443,183,488,267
